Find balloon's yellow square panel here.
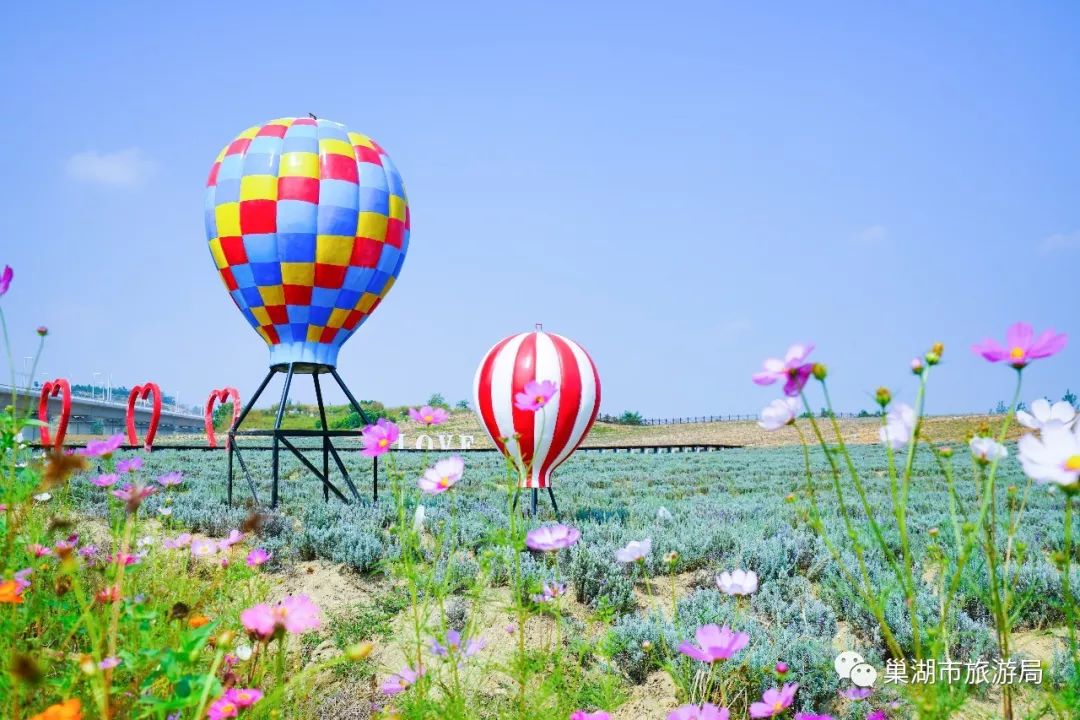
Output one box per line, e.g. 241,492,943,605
280,262,314,285
251,307,271,325
306,326,326,343
379,276,395,298
389,195,407,221
240,175,278,201
208,238,228,269
215,203,241,238
347,132,375,149
279,152,319,178
356,212,388,240
318,138,354,158
327,308,350,328
358,292,378,313
258,285,285,306
315,236,353,266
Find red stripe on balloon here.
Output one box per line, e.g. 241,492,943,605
539,335,582,485
580,347,602,441
477,335,514,456
511,333,538,475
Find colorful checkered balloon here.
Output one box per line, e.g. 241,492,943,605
204,117,409,367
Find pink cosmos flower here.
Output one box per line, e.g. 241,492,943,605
78,546,99,563
430,629,485,659
841,687,873,700
417,456,465,494
112,482,156,512
532,582,568,604
0,265,11,296
116,457,143,474
52,534,78,555
207,696,239,720
382,665,423,695
514,380,559,411
525,524,581,551
678,624,749,663
615,538,651,563
971,322,1067,369
190,539,218,558
98,656,121,670
241,595,321,639
29,543,52,558
14,568,32,591
224,688,263,708
157,471,184,486
866,712,886,720
361,419,399,457
112,552,140,566
753,344,815,397
79,434,125,457
164,533,192,550
96,584,121,603
758,397,800,431
247,548,272,567
91,473,120,488
750,683,799,718
505,623,518,634
716,569,759,596
795,715,834,720
219,529,245,549
571,712,611,720
409,405,449,426
775,661,789,674
667,705,730,720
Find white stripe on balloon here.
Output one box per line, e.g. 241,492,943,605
530,331,561,487
489,332,527,468
544,337,597,474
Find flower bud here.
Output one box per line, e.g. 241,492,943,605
812,363,827,381
346,641,374,661
784,493,796,504
641,640,653,651
775,661,789,674
217,630,236,647
925,350,940,366
78,654,97,675
875,387,892,408
928,527,939,537
36,326,48,337
663,551,679,565
939,447,953,458
911,357,925,375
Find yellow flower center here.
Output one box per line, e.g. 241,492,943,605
219,702,237,714
236,691,252,702
378,438,388,447
773,701,785,711
1009,346,1025,360
535,395,546,404
1065,455,1080,472
424,415,433,422
439,477,450,488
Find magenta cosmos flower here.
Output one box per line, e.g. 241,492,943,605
571,712,611,720
667,704,729,720
98,656,121,670
750,683,799,718
247,548,272,567
972,322,1067,369
225,688,263,708
418,456,465,494
241,595,321,639
157,471,184,486
840,687,872,701
207,696,239,720
514,379,559,411
0,265,11,296
525,524,581,551
361,419,399,457
795,714,834,720
382,665,423,695
116,457,143,474
112,482,156,512
409,405,449,426
678,624,749,663
91,473,119,488
615,538,651,563
79,434,125,457
753,343,816,397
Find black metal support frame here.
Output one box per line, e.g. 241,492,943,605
226,363,376,509
511,486,560,520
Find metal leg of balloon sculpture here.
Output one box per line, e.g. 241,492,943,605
226,368,275,507
531,488,538,516
328,367,377,502
270,364,296,509
548,487,561,520
312,373,331,503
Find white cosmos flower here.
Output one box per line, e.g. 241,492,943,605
33,492,52,502
656,506,673,522
1018,423,1080,488
970,437,1008,464
716,569,759,595
413,504,426,532
758,398,800,431
616,538,652,563
1017,399,1077,431
879,403,916,450
235,644,253,661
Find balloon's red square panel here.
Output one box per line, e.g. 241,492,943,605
319,327,339,343
343,310,364,330
239,200,277,234
256,124,288,138
385,219,405,249
226,137,251,156
278,177,320,203
314,263,347,288
265,305,288,325
283,284,312,305
220,267,238,291
350,238,383,267
321,153,359,183
219,236,248,265
354,145,382,165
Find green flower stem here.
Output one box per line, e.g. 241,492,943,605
1063,494,1080,681
192,644,226,720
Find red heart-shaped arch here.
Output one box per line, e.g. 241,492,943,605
38,378,72,448
204,387,241,448
126,383,161,450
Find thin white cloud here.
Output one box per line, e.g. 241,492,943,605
1040,230,1080,254
66,148,156,186
851,224,889,247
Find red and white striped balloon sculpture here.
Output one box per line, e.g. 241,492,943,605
473,327,601,488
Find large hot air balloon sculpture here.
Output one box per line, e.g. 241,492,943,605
204,116,409,508
473,325,601,516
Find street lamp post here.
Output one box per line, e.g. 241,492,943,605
92,372,101,401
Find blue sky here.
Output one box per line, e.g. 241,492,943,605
1,1,1078,417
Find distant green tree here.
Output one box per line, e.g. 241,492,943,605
212,402,235,430
455,399,470,410
1065,388,1078,408
617,411,644,425
427,393,448,409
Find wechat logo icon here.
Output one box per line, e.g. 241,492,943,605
834,650,878,688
